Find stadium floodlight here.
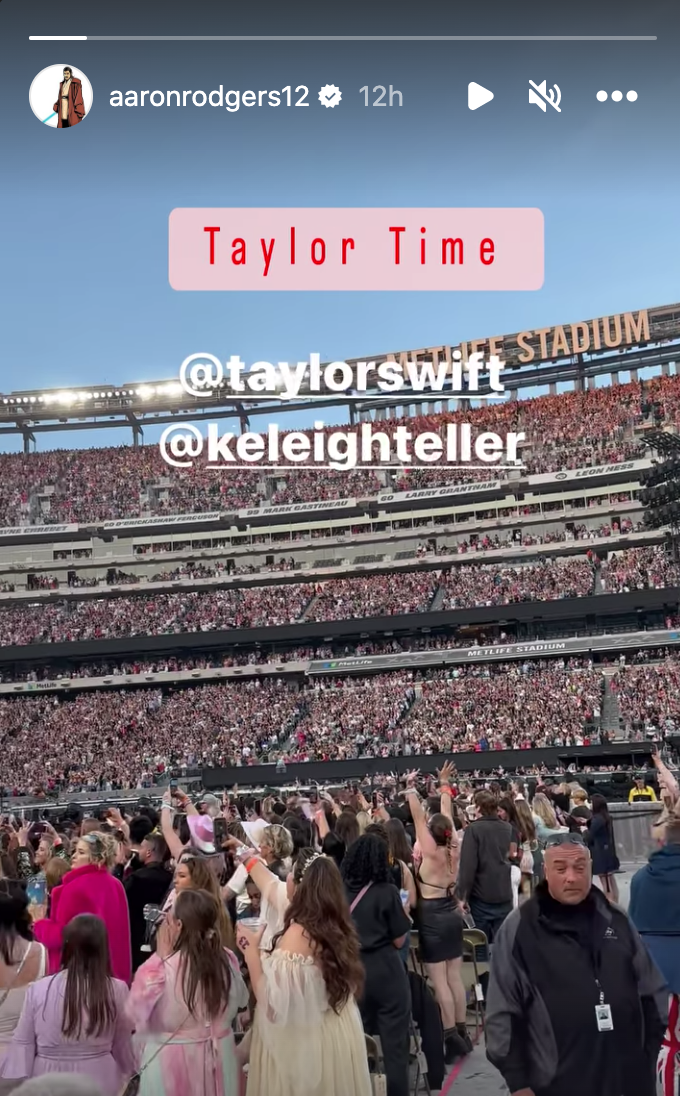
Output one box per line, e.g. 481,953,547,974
137,385,156,399
56,391,76,405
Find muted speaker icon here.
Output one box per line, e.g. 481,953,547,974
529,80,562,112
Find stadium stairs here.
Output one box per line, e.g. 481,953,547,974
601,672,624,740
428,580,447,612
300,591,320,620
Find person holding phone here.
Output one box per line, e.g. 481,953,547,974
127,890,247,1096
32,833,131,985
238,855,371,1096
15,823,67,886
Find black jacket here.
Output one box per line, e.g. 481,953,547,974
124,862,173,970
457,816,513,905
486,883,666,1096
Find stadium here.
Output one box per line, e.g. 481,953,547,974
1,300,680,804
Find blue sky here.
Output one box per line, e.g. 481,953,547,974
2,0,679,451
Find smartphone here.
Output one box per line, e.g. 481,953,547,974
26,877,47,907
30,822,47,837
143,904,165,925
213,817,227,844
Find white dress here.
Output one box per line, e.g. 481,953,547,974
246,950,372,1096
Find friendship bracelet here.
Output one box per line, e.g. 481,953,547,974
439,785,454,797
244,857,260,874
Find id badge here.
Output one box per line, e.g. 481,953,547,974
595,1003,614,1032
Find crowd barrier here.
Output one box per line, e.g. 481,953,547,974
201,742,656,789
610,801,663,862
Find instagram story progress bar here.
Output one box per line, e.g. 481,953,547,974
29,34,657,40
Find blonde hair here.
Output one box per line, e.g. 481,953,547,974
261,824,294,861
80,831,117,870
532,793,558,830
571,788,588,803
356,811,371,835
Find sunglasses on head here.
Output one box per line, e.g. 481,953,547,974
544,833,587,849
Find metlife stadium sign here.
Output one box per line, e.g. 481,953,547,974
307,629,680,674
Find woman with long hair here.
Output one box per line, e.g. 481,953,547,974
238,855,371,1096
405,765,470,1063
314,810,360,869
0,915,134,1094
586,794,621,902
531,793,567,848
168,853,234,950
497,798,522,909
384,818,413,868
0,881,47,1076
513,799,539,896
127,889,247,1096
33,834,131,984
342,835,411,1096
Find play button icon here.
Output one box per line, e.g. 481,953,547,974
468,82,494,110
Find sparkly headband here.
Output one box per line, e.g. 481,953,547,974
300,852,323,879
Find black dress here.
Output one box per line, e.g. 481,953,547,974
415,869,464,963
586,813,620,876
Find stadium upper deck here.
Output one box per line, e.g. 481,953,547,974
0,368,674,531
0,301,678,533
0,303,678,694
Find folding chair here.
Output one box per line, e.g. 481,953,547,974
365,1034,387,1096
408,928,427,981
462,927,490,1035
409,1017,432,1095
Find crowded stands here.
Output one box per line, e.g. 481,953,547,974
3,371,680,526
0,660,605,793
0,680,301,796
0,544,676,647
602,545,680,593
438,556,597,608
611,655,680,738
288,661,603,761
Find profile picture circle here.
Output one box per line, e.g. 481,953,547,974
29,64,93,128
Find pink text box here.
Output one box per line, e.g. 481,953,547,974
169,208,544,291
